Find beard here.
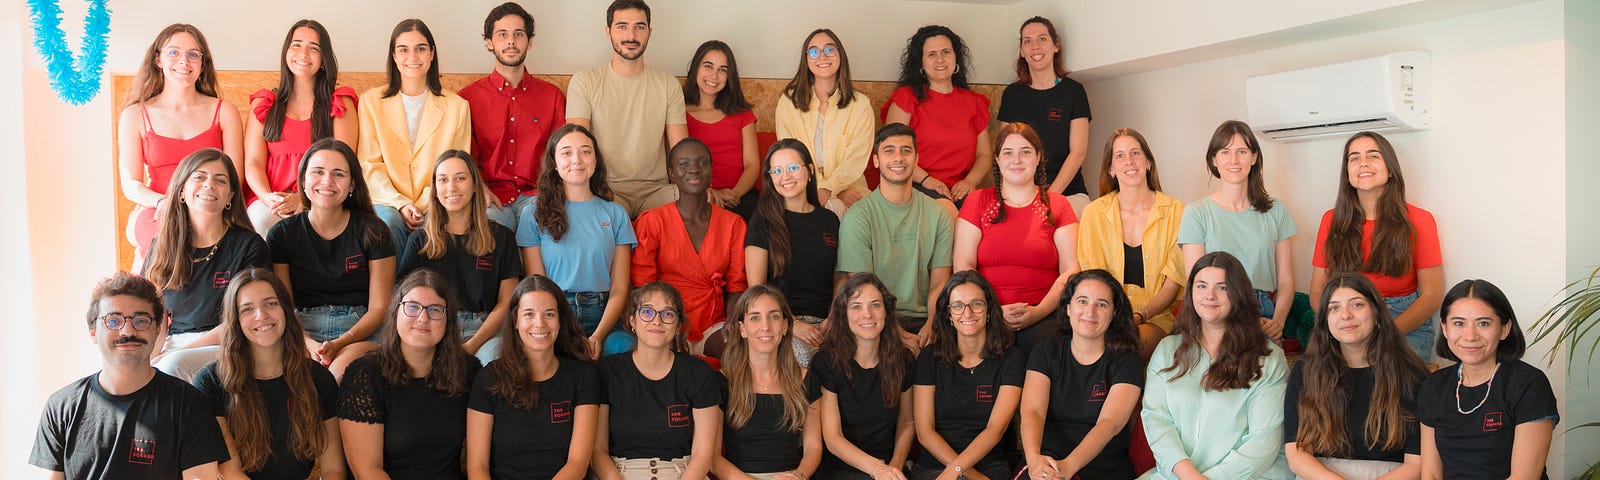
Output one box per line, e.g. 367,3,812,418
495,48,527,68
612,40,646,60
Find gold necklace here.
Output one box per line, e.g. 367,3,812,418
192,242,219,264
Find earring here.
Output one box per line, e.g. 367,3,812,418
954,64,961,75
225,202,232,210
178,197,185,204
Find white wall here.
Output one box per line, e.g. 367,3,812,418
1561,0,1600,473
1081,0,1571,474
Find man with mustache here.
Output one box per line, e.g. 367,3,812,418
836,123,955,353
566,0,689,217
462,2,566,231
31,272,228,479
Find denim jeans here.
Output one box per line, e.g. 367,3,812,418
486,194,537,231
569,291,634,354
459,310,502,364
1254,288,1277,319
298,305,370,343
1386,290,1436,363
372,204,413,255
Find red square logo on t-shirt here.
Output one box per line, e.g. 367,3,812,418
1089,381,1108,403
667,404,692,428
475,255,493,271
549,401,573,424
975,385,996,403
212,271,231,289
1483,411,1504,432
1047,108,1063,122
129,438,156,465
344,254,366,273
822,233,838,247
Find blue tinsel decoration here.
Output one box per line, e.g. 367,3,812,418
28,0,112,106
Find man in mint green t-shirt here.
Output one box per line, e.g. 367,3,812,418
837,123,954,350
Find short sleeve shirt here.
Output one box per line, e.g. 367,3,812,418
1282,363,1421,462
152,227,271,333
398,223,523,313
1416,360,1557,480
836,191,955,319
883,86,991,187
1027,337,1144,477
597,352,723,460
1311,204,1442,298
808,349,913,473
1177,197,1297,290
31,372,230,479
192,359,338,480
467,357,601,480
516,198,637,293
997,78,1093,195
267,212,395,308
337,355,481,480
913,347,1026,466
745,207,841,318
565,65,687,187
958,189,1077,305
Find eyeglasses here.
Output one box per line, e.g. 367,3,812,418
805,46,838,60
163,48,204,63
100,313,157,331
636,306,680,325
767,163,804,175
399,301,448,321
948,300,988,315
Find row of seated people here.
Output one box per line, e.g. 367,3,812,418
33,260,1554,479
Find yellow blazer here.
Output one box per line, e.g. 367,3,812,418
356,86,472,210
1077,190,1186,325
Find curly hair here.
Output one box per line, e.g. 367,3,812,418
895,25,973,101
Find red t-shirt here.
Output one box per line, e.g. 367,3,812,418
883,86,991,188
1312,204,1442,297
686,109,757,190
958,188,1077,305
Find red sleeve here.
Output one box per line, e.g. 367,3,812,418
330,86,359,118
1050,192,1077,226
248,89,277,123
1408,205,1443,269
1311,209,1335,268
968,90,992,133
725,215,748,293
736,110,757,128
958,188,991,226
882,86,918,123
630,209,662,287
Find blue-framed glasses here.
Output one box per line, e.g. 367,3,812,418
100,313,157,331
767,163,804,175
164,48,204,63
805,46,838,60
637,306,680,324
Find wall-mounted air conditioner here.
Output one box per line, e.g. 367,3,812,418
1245,51,1430,142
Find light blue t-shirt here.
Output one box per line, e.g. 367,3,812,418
516,197,637,292
1176,197,1296,290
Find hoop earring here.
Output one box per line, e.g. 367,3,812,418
953,64,960,75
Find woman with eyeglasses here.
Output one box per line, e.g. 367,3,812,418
338,268,482,480
593,282,723,480
773,28,875,216
684,40,760,219
118,23,244,268
357,19,472,254
811,273,916,480
143,149,269,382
883,25,991,204
633,139,748,356
909,271,1023,480
465,275,600,480
244,19,359,235
746,140,838,366
265,139,394,378
398,150,522,364
192,268,345,480
714,285,824,480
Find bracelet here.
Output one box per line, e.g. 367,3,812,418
918,174,930,184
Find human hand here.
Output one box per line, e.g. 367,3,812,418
587,333,605,357
951,179,978,201
1003,303,1037,330
870,464,907,480
1027,456,1062,480
316,336,350,365
1260,316,1284,339
793,321,824,348
839,189,867,206
272,193,304,217
922,177,951,198
400,204,425,229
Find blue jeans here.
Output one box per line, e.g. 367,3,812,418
298,305,371,343
487,194,537,231
1254,289,1277,319
459,310,502,365
1386,290,1436,363
569,291,634,354
372,204,413,255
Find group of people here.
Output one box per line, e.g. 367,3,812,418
33,0,1559,479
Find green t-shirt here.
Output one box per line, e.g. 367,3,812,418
1176,197,1297,290
836,190,954,319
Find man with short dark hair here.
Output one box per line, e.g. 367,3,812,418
566,0,689,217
461,1,567,230
31,272,228,480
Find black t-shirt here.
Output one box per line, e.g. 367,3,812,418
31,371,230,479
398,224,523,313
1282,363,1420,462
997,78,1093,196
337,354,481,480
912,346,1026,466
1416,360,1557,480
720,371,819,474
148,227,271,334
1025,338,1144,480
598,352,724,459
266,212,395,308
192,359,338,480
807,349,913,473
1122,244,1144,289
467,357,602,480
745,208,840,318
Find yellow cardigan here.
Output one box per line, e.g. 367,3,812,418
1077,190,1186,324
773,88,875,197
356,87,472,210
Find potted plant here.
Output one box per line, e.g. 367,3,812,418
1530,264,1600,480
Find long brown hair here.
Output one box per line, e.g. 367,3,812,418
216,268,326,472
1098,128,1164,195
782,29,858,112
1325,132,1415,277
125,23,220,108
816,273,912,407
1161,251,1273,390
1204,120,1273,213
381,19,443,98
420,150,495,258
682,40,752,115
753,139,821,278
373,268,476,396
1296,272,1426,456
1011,16,1070,84
264,20,339,142
987,123,1054,226
722,285,809,431
146,148,254,290
927,271,1014,365
488,275,593,410
534,124,613,241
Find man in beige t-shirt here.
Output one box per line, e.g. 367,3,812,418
566,0,688,217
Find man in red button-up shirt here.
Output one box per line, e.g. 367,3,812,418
461,2,567,230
